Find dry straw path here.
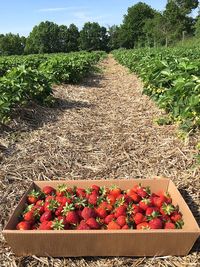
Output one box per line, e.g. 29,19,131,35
0,55,199,266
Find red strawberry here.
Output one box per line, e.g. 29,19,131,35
116,215,126,227
27,190,41,204
136,186,149,198
44,199,59,212
153,196,165,208
95,207,108,218
105,214,115,224
45,195,55,202
122,224,129,229
77,220,91,230
39,221,52,230
57,216,70,229
109,186,121,198
42,186,56,195
86,218,100,229
136,222,150,230
114,205,126,218
129,192,141,203
107,221,121,230
91,185,100,193
40,211,52,222
55,205,64,217
170,212,182,222
52,218,65,230
160,203,175,216
88,193,98,205
16,221,31,230
149,218,163,229
145,207,159,216
164,222,176,229
139,199,152,211
23,210,36,222
107,194,116,205
133,213,145,225
56,196,71,206
76,188,86,198
130,204,142,215
66,211,79,225
81,207,96,220
56,184,68,197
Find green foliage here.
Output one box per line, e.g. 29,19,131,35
0,33,26,55
0,51,106,123
113,47,200,131
79,22,109,51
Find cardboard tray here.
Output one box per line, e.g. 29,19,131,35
3,178,200,257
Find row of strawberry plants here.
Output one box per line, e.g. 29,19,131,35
0,51,106,123
112,47,200,131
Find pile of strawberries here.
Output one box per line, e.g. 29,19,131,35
16,183,184,230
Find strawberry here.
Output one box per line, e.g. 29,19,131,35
42,186,56,195
133,213,145,225
81,207,96,220
77,220,91,230
57,216,69,229
149,218,163,229
116,215,126,227
16,221,31,230
88,193,98,205
170,211,182,222
109,186,121,198
56,184,68,197
56,196,71,206
52,218,65,230
128,204,142,215
139,199,152,211
129,192,141,203
76,188,86,198
122,224,129,229
74,197,87,209
95,207,108,218
107,194,116,205
164,222,176,229
23,210,36,222
40,211,52,222
91,185,100,193
107,221,121,230
136,222,150,230
153,196,165,208
45,195,55,202
66,211,79,225
27,190,41,204
105,214,115,224
136,186,149,198
86,218,100,229
55,205,64,217
39,221,53,230
114,205,126,218
44,199,59,212
145,207,159,216
160,203,175,216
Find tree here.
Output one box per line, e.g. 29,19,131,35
0,33,26,55
120,2,156,48
195,16,200,37
170,0,199,15
25,21,60,54
58,25,69,52
79,22,108,51
67,24,80,52
107,25,121,50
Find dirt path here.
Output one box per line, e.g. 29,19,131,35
0,55,199,266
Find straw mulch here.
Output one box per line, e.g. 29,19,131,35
0,55,199,266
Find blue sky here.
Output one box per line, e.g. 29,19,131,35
0,1,197,36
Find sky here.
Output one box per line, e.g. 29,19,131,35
0,0,198,36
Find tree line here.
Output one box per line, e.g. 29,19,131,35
0,0,199,55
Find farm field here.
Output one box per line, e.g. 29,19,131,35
0,53,199,266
